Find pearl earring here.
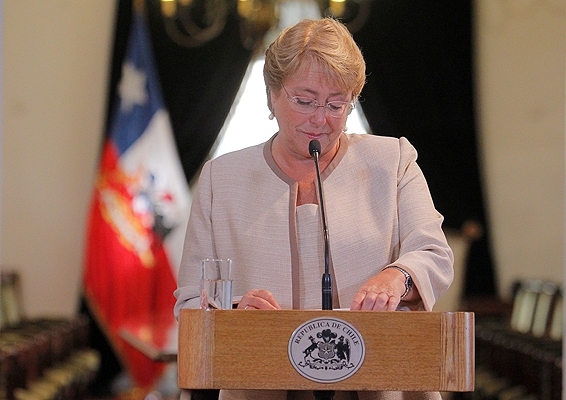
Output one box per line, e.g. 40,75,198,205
268,112,275,120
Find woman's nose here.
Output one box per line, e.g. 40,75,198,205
310,106,327,125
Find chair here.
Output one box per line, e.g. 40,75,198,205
1,270,24,329
547,290,562,342
473,280,563,400
530,281,558,338
0,270,100,400
509,280,543,334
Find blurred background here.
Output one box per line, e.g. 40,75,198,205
1,1,564,399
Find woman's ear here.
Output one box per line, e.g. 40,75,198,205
267,86,274,113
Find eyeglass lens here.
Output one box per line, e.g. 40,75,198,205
283,87,353,117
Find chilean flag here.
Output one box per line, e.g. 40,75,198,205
83,10,191,388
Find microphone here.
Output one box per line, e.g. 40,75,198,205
309,140,332,311
310,140,335,400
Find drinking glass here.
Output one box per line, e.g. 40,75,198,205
200,258,233,310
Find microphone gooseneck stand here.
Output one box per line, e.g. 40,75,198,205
309,140,333,312
309,140,335,400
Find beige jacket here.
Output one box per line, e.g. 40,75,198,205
175,133,453,314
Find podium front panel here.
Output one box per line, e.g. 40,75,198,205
178,309,474,392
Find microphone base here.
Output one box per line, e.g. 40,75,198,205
313,390,335,400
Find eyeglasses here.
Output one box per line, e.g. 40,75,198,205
282,86,354,118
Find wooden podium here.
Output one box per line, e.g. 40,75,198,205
178,309,474,392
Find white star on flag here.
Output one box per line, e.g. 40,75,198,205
119,61,148,112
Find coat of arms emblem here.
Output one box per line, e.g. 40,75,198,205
288,317,365,383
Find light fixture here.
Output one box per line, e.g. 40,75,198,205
237,0,280,50
318,0,372,33
161,0,232,48
329,0,346,18
160,0,372,49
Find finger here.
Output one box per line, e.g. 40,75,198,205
255,289,281,309
251,297,278,310
238,297,263,310
241,290,281,310
361,291,380,311
385,296,400,311
237,291,261,309
237,293,253,309
368,292,390,311
350,290,367,310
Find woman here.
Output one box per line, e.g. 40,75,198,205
175,18,453,400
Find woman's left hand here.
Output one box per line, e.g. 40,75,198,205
237,289,281,310
350,267,408,311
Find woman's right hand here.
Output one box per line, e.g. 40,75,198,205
237,289,281,310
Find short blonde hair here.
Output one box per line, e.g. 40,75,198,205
264,18,366,112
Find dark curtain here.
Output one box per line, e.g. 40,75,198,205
144,0,254,182
353,1,497,297
83,0,253,393
104,0,254,182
